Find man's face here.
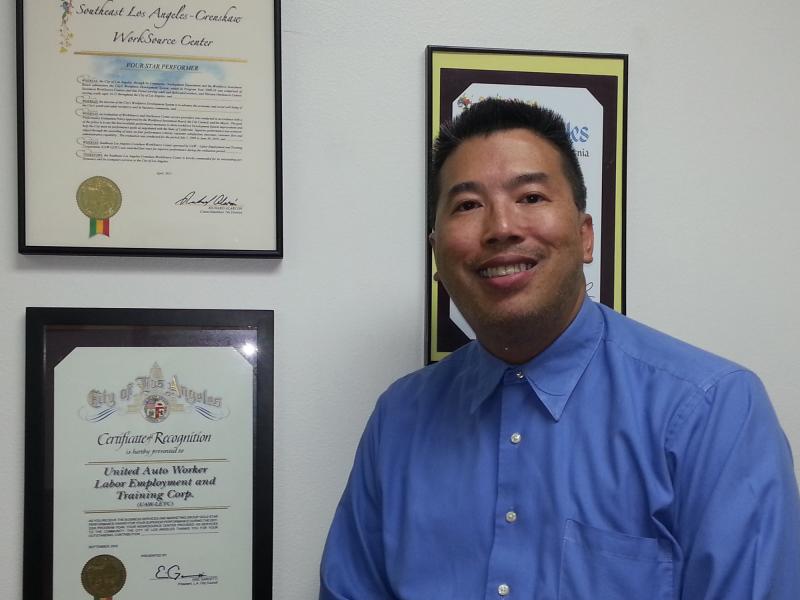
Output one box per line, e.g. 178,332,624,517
429,128,594,343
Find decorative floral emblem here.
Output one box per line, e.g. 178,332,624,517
457,96,472,110
59,0,74,53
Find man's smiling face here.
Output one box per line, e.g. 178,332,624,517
430,128,594,356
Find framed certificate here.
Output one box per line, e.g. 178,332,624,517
24,308,274,599
17,0,282,257
426,46,627,362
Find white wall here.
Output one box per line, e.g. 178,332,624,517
2,0,799,597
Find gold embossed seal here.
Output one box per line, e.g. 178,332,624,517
76,176,122,220
76,176,122,237
81,554,126,599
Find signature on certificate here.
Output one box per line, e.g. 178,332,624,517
175,191,239,207
155,564,215,581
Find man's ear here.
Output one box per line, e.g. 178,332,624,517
580,213,594,264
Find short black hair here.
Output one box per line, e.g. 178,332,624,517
428,98,587,229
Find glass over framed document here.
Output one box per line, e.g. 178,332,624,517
24,308,274,600
425,46,628,363
17,1,282,257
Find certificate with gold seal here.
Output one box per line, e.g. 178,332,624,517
18,1,282,257
24,308,274,599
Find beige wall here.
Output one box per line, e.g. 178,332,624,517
1,0,798,597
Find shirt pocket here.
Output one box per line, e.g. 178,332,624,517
558,519,673,600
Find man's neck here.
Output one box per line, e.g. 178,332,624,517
477,294,586,365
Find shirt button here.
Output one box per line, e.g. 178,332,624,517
510,432,522,444
505,510,517,523
498,583,510,596
515,371,524,379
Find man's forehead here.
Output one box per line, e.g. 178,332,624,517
440,130,563,184
447,128,558,163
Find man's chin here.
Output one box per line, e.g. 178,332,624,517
467,310,540,341
465,296,581,347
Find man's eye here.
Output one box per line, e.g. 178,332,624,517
454,200,480,212
521,193,544,204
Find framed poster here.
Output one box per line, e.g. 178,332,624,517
24,307,274,599
17,1,282,257
426,46,627,363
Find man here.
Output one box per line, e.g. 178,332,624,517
320,98,800,599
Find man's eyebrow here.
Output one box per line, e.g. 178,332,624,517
445,180,482,199
505,172,549,189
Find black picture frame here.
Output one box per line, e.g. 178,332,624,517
24,307,274,599
17,0,283,257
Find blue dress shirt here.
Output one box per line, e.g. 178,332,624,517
320,299,800,599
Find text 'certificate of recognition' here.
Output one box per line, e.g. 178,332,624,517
22,0,280,254
53,347,253,599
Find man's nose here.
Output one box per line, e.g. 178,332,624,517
482,202,523,245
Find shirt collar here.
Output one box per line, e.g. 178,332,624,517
465,297,604,420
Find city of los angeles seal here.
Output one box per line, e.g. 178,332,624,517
81,554,126,599
143,392,170,423
76,176,122,238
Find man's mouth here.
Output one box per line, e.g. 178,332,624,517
478,263,535,279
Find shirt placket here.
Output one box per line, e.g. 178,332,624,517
484,368,536,599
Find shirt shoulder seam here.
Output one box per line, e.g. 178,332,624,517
602,335,747,392
602,336,752,443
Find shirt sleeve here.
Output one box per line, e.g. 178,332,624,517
319,399,397,600
666,369,800,599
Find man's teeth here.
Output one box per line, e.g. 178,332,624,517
479,263,534,278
